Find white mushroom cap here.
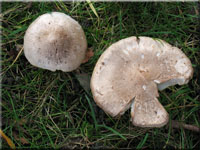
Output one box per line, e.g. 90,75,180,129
90,36,193,128
24,12,87,72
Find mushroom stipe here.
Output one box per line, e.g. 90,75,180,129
90,36,193,128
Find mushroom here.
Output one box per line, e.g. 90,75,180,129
90,36,193,127
24,12,87,72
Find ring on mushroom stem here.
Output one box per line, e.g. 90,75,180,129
24,12,87,72
90,36,193,128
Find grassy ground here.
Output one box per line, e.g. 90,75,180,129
1,1,200,149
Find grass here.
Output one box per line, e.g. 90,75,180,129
1,1,200,149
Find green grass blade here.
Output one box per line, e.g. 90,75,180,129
97,124,127,140
136,133,149,149
85,94,98,130
40,118,55,148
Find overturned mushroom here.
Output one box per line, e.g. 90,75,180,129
91,36,193,127
24,12,87,72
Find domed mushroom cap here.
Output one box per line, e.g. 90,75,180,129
91,36,193,127
24,12,87,72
